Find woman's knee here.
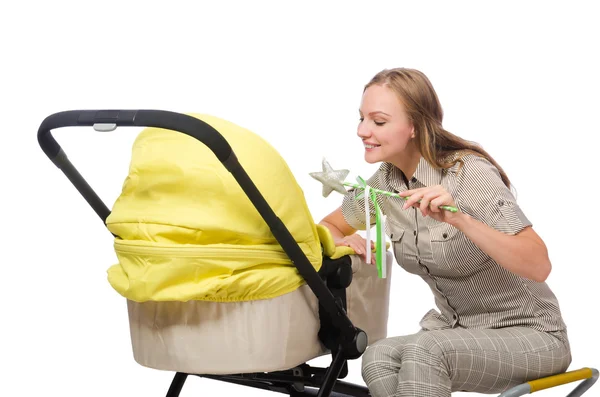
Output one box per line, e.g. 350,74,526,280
361,338,404,381
361,333,447,377
410,332,445,359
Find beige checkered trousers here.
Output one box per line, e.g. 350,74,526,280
361,317,571,396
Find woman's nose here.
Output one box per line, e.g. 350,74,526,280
357,122,371,138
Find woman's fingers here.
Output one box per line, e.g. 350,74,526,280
401,189,423,209
420,191,436,217
429,193,450,213
400,186,456,217
337,234,378,265
358,238,376,264
350,240,364,255
420,188,444,216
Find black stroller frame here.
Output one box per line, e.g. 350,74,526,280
38,110,372,397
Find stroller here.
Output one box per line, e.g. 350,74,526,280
38,110,598,397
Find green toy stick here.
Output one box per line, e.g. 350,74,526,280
343,181,458,213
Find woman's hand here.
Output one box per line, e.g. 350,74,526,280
335,234,376,265
399,185,462,224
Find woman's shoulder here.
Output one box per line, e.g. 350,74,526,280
445,151,499,179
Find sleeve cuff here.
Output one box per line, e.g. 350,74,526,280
494,199,532,235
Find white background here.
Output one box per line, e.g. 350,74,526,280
2,1,598,396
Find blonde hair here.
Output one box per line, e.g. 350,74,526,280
365,68,511,188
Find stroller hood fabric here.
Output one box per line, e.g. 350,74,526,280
105,114,323,302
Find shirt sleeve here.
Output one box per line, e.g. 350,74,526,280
341,167,388,231
455,155,532,235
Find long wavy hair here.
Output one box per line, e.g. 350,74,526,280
364,68,511,188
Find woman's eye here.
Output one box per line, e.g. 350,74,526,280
374,121,386,126
359,117,364,123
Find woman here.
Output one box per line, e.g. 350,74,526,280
319,68,571,396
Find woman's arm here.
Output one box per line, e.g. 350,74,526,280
320,207,355,240
400,155,552,283
449,213,551,282
320,207,372,258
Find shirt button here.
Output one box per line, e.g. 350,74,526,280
413,230,417,236
411,177,417,183
498,199,504,206
442,233,448,239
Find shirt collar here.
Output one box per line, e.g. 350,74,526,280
413,156,444,187
383,156,445,191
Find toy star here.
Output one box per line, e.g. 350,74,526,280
309,158,349,197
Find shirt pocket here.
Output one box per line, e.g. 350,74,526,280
429,223,460,273
385,218,405,265
429,222,488,275
430,222,460,243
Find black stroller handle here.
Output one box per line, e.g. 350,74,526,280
38,110,236,224
37,110,367,366
38,110,234,163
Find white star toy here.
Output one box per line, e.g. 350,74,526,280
309,158,349,197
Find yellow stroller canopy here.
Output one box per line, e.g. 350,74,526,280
105,113,323,302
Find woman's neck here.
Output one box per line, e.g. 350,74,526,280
389,147,422,182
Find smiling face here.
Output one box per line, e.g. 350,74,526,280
357,83,416,164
